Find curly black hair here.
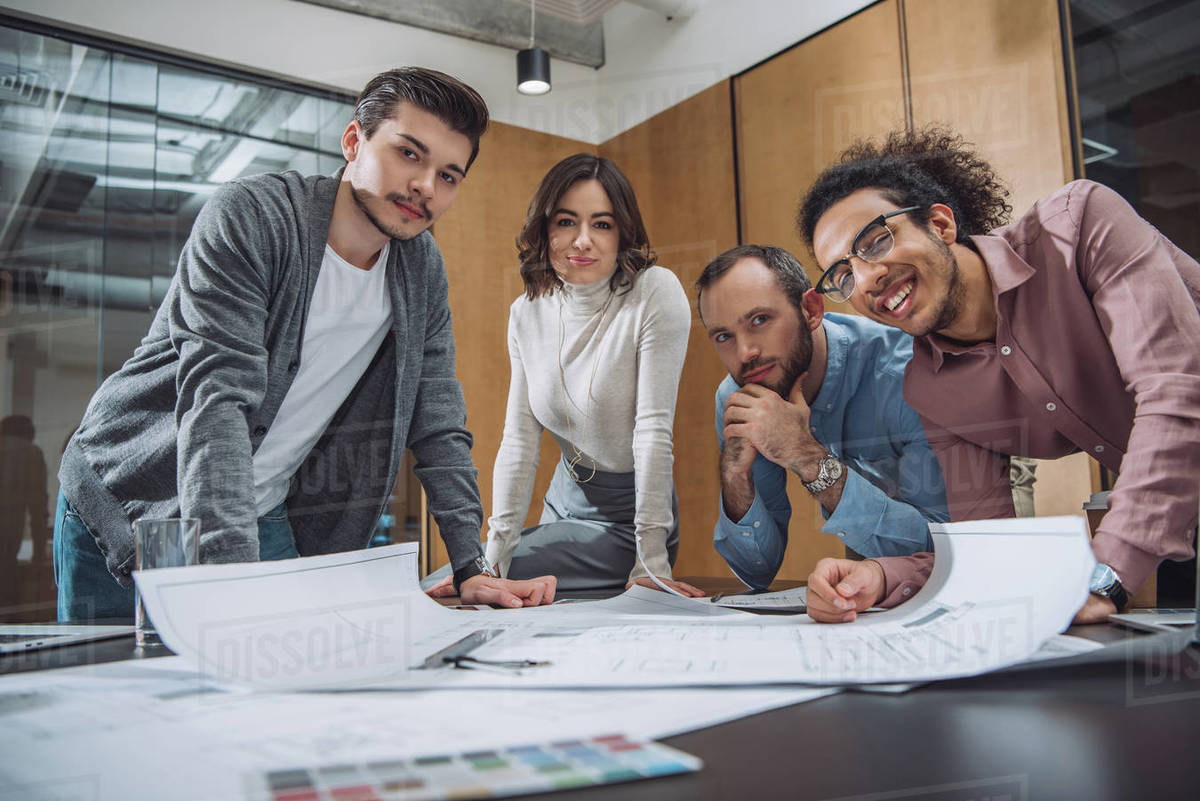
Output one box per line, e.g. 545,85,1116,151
797,126,1012,248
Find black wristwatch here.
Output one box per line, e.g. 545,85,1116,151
452,555,498,595
1089,563,1129,612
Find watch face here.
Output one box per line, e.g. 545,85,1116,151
1090,563,1116,593
824,456,844,480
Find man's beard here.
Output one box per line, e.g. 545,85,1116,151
923,235,967,337
738,321,814,396
350,185,428,241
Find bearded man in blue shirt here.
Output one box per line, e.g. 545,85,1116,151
695,244,949,589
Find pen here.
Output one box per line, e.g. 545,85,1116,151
415,629,553,672
710,593,724,603
416,629,504,669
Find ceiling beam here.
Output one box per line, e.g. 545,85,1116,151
294,0,605,68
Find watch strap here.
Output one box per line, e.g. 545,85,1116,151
1097,580,1129,612
452,555,497,595
1091,564,1129,612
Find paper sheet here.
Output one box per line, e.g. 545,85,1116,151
709,586,808,613
0,656,835,801
135,516,1095,690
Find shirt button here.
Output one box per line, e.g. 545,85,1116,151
836,531,846,538
254,426,267,436
753,521,760,528
287,361,299,373
902,587,912,596
1094,445,1104,453
1045,402,1057,412
741,530,751,538
1000,345,1012,356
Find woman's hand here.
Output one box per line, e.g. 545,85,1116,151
626,576,706,597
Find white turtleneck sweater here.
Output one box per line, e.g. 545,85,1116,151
485,265,691,581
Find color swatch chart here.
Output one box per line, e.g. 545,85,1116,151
261,733,702,800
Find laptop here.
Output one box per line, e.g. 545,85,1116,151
1109,608,1196,634
0,624,134,655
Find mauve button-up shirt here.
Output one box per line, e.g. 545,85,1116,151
875,179,1200,606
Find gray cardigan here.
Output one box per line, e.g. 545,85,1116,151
59,170,483,586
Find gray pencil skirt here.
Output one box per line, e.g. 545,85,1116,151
504,457,680,590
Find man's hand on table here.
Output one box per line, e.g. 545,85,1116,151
626,576,706,597
1073,592,1117,624
806,557,886,623
423,574,557,607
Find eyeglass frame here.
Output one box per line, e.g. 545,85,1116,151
814,205,922,302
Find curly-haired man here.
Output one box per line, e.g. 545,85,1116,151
796,127,1200,625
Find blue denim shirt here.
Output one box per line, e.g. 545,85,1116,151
713,313,949,589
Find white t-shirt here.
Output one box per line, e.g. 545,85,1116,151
252,243,392,515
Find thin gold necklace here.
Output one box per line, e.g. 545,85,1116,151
555,285,615,483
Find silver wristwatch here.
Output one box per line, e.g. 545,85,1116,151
802,452,844,494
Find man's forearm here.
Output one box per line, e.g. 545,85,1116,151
720,468,756,521
786,444,845,515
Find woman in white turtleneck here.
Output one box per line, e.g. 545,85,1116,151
480,153,700,595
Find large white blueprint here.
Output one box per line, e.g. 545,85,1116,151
0,656,836,801
135,516,1095,691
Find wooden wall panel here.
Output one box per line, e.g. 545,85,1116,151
429,121,594,572
598,82,740,579
905,0,1072,220
904,0,1093,518
733,0,907,581
736,0,908,267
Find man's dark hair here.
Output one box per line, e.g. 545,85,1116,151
797,126,1012,247
518,153,656,300
695,244,812,322
354,67,490,171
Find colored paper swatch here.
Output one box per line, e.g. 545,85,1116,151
261,733,700,800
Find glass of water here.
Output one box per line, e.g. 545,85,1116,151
133,518,199,647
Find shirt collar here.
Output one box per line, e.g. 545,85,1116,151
919,234,1037,370
811,316,851,414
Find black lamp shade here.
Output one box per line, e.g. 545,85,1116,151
517,47,551,95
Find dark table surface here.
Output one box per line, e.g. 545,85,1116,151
4,587,1199,801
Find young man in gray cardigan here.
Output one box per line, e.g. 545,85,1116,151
54,68,556,621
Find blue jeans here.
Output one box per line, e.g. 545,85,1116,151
52,490,300,622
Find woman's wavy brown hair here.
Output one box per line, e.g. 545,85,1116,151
797,125,1012,247
517,153,656,299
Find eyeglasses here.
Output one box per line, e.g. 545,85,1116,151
814,206,920,302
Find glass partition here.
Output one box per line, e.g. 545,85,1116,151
1070,0,1200,260
1069,0,1200,605
0,21,354,621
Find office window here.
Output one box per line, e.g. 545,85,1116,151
1071,0,1200,259
0,21,353,621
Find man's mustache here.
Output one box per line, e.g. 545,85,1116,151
739,359,775,382
387,192,431,220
